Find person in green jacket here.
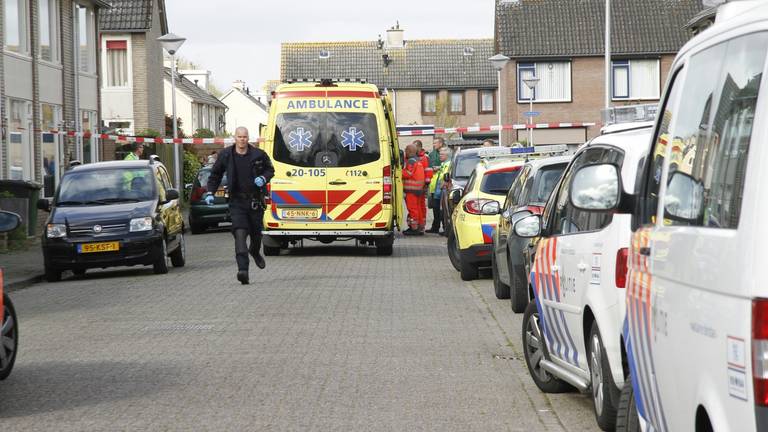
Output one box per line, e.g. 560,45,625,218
427,137,448,171
426,147,451,234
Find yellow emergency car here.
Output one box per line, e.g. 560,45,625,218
261,80,404,256
448,154,525,280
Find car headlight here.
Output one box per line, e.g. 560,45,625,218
129,217,153,232
46,223,67,238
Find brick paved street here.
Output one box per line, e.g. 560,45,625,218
0,230,597,431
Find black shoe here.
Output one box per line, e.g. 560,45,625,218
403,230,418,236
425,228,439,234
250,246,266,269
237,271,249,285
402,228,414,234
439,231,447,237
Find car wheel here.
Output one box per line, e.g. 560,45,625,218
447,230,461,272
45,264,61,282
492,251,510,299
170,233,186,267
73,269,86,277
376,244,393,256
589,322,621,431
0,294,19,380
616,378,640,432
153,237,169,274
263,245,281,256
522,302,572,393
190,221,206,234
510,255,529,313
460,259,478,281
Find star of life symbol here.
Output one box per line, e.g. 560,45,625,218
288,127,313,151
341,127,365,151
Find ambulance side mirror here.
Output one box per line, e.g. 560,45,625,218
443,172,451,182
450,189,462,205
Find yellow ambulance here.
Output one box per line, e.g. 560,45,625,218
261,80,404,256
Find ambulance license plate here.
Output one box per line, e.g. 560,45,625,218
281,208,320,219
78,242,120,253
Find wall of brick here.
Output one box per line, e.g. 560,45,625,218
501,54,676,144
131,33,149,132
60,0,76,166
146,0,165,134
30,0,42,183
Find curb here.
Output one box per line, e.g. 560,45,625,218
5,274,45,293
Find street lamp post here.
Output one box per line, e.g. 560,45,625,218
158,33,186,191
489,54,510,146
522,77,540,148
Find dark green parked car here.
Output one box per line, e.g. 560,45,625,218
188,165,230,234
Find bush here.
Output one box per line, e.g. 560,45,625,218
135,129,162,138
193,128,215,139
183,150,202,201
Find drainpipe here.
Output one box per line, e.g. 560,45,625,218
72,2,81,162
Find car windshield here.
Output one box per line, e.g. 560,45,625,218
273,112,381,168
197,169,228,187
57,168,155,205
454,155,481,179
481,168,521,195
529,164,567,204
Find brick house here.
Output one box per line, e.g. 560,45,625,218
2,0,108,195
281,25,499,148
99,0,168,139
494,0,703,147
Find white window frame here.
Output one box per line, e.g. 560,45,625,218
4,0,30,56
37,0,60,64
7,98,33,181
611,59,661,101
101,36,133,89
517,61,572,103
40,103,62,193
75,3,97,75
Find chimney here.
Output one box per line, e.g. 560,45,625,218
385,22,404,49
233,80,246,91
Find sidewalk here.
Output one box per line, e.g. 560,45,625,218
0,239,45,291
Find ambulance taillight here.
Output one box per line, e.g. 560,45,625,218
383,165,392,205
615,248,628,288
752,299,768,406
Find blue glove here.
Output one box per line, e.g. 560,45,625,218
254,176,266,187
204,193,214,206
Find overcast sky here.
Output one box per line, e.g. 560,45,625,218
164,0,496,93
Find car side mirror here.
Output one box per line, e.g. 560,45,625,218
663,171,703,222
450,189,463,205
513,214,541,238
443,172,451,182
0,210,21,233
569,163,621,211
37,198,51,212
165,189,180,201
184,183,193,191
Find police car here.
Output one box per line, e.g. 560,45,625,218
447,150,525,281
261,80,404,256
512,124,652,430
572,3,768,430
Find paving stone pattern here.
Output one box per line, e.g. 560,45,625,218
0,229,598,431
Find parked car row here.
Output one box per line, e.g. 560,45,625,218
447,3,768,431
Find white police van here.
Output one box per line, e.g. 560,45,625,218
567,2,768,430
513,123,652,430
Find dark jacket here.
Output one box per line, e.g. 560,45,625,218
207,145,275,196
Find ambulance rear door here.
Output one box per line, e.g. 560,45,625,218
382,94,404,230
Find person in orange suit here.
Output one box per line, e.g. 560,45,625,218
414,140,432,232
402,144,425,236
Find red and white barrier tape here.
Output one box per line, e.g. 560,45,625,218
396,122,596,137
45,121,596,143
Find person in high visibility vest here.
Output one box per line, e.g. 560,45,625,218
415,140,431,232
402,143,425,236
124,142,144,160
426,147,451,235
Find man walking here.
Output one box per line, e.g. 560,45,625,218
205,127,274,284
402,144,425,236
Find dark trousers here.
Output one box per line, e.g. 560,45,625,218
431,197,442,231
229,198,263,271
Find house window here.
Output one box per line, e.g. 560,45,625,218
81,110,96,163
517,61,572,103
105,40,129,87
38,0,59,62
4,0,28,54
421,91,437,115
479,89,496,114
75,4,96,73
7,99,32,181
448,91,465,114
612,59,660,100
41,103,62,194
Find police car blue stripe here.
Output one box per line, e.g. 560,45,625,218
632,292,658,430
636,292,665,432
558,309,579,366
623,319,647,420
532,271,556,348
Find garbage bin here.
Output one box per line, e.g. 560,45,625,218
0,180,42,237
